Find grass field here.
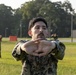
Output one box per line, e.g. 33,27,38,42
0,38,76,75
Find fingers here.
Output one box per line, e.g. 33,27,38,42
34,38,44,44
23,40,53,56
38,52,46,57
25,39,41,45
40,40,51,46
24,39,48,47
31,52,45,56
32,52,39,56
35,42,42,53
24,40,38,47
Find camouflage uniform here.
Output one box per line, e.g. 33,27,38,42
12,40,65,75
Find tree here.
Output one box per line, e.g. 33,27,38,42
0,0,75,37
0,4,14,37
61,0,74,37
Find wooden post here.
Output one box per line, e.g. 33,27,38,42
0,41,1,58
0,35,2,58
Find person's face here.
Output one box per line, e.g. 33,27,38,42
28,21,49,40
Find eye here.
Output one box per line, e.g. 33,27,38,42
35,26,40,29
42,26,47,30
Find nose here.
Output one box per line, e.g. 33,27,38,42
39,27,43,32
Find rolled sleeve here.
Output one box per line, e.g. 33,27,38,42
51,41,65,60
12,40,27,61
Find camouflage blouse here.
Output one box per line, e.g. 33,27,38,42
12,40,65,75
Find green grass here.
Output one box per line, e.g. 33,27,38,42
0,38,76,75
58,42,76,75
0,39,21,75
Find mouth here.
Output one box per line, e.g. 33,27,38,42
37,32,45,40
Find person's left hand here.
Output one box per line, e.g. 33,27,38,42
35,40,55,56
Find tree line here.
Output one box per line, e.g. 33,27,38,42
0,0,76,37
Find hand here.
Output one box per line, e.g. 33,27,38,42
21,39,40,56
21,39,55,56
35,40,55,56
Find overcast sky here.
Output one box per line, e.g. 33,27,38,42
0,0,76,12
